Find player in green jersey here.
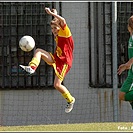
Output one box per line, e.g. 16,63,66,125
118,15,133,109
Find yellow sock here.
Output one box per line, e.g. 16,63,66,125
29,57,40,67
62,92,73,103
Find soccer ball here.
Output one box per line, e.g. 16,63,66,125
19,35,35,52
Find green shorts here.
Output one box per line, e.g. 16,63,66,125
120,75,133,93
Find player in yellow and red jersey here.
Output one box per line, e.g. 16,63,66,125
20,7,75,113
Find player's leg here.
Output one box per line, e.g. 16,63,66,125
119,76,133,109
20,48,54,74
54,75,75,113
119,91,125,101
119,88,133,109
29,48,54,66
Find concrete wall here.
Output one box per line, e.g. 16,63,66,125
1,88,132,126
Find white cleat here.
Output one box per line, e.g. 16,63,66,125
65,97,75,113
19,65,35,74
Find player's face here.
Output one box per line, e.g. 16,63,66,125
51,24,60,37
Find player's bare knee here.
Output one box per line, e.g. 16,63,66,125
54,82,60,89
119,92,125,101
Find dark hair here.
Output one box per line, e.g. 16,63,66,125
128,15,133,30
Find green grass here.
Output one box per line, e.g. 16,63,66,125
0,122,133,131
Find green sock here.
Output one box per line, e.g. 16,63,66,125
125,91,133,101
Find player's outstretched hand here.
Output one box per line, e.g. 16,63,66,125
117,63,131,75
117,64,126,75
45,7,52,15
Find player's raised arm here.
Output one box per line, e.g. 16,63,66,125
117,57,133,75
45,7,66,28
51,9,58,15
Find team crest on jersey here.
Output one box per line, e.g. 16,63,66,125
129,42,132,47
56,46,62,57
128,40,133,48
129,36,133,48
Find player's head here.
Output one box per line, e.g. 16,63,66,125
50,18,60,37
128,15,133,33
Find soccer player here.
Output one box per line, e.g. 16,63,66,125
117,15,133,109
20,7,75,113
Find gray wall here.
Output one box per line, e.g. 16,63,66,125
1,89,132,126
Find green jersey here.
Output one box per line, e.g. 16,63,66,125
120,36,133,93
128,36,133,76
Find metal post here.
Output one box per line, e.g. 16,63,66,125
112,1,119,122
90,2,96,85
45,2,53,86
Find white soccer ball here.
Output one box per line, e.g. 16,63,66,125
19,35,35,52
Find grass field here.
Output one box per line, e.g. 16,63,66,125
0,122,133,132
